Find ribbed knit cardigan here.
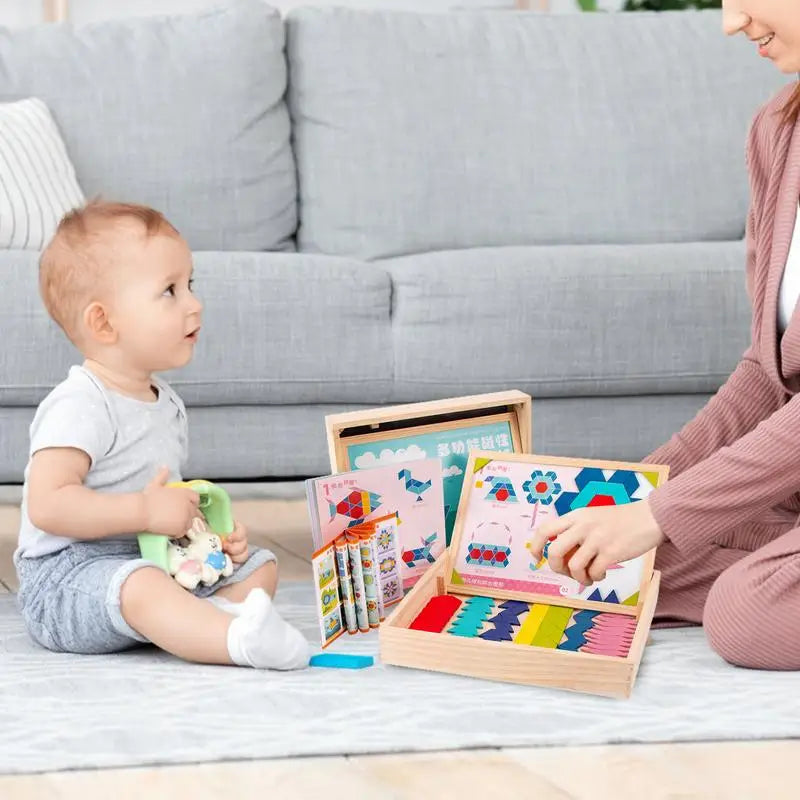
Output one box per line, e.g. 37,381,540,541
647,83,800,554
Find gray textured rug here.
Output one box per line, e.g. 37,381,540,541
1,583,798,774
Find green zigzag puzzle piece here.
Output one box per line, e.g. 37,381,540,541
448,596,495,637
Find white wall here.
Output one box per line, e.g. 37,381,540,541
0,0,523,28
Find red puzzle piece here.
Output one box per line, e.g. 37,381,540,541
409,595,462,633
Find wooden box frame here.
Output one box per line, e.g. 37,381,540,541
380,452,669,699
325,390,532,473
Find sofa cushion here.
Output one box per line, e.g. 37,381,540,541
0,97,85,249
0,0,295,251
0,251,393,406
287,8,788,260
384,242,751,400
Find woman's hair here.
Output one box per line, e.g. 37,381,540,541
781,81,800,126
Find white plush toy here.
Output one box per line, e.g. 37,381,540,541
167,516,234,590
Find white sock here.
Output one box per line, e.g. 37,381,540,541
207,595,246,616
226,589,310,670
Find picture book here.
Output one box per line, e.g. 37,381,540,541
311,514,404,648
306,457,446,590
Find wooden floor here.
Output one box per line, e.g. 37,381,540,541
0,498,795,799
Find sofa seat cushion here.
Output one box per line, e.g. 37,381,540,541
0,251,393,406
0,0,295,251
384,242,751,401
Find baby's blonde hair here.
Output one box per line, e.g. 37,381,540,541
39,200,180,344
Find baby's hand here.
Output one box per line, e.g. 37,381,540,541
223,520,249,564
141,467,200,538
528,498,665,586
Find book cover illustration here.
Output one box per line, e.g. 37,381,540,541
311,514,403,648
306,457,446,590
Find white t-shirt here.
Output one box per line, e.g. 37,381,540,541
777,202,800,333
17,365,188,559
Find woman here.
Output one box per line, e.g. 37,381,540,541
529,0,800,670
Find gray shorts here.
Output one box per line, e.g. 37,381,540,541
14,540,276,654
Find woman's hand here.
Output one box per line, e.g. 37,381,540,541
527,499,665,586
222,520,249,564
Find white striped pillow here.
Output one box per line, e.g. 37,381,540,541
0,97,85,250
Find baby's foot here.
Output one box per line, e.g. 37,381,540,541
227,589,310,670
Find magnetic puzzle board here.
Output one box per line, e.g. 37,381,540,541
379,451,670,698
325,391,532,545
448,453,662,606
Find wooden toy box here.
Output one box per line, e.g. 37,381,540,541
325,390,532,474
379,452,668,699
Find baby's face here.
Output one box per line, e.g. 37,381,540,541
108,229,203,373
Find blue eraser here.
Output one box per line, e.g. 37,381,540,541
309,653,374,669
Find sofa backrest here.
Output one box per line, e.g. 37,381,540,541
0,0,295,251
287,8,790,261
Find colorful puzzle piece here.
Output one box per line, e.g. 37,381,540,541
409,594,462,633
586,588,619,603
448,596,495,638
557,609,598,651
530,605,574,649
479,601,528,642
309,653,374,669
554,467,639,517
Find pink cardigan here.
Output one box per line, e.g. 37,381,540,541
647,84,800,552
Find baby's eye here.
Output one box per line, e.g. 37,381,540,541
163,284,176,297
188,278,195,291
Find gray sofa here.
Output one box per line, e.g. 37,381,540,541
0,2,789,483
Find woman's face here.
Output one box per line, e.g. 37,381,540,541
723,0,800,73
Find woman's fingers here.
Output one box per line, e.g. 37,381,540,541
528,513,574,560
545,528,585,576
563,541,599,586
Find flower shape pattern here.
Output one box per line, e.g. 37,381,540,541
523,470,562,505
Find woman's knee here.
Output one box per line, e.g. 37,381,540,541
703,563,800,670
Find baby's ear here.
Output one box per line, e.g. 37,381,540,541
83,301,117,345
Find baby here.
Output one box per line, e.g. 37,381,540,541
14,200,309,670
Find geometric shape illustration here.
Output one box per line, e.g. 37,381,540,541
466,542,511,568
554,468,640,517
484,475,519,504
401,532,438,567
522,470,562,505
398,468,432,502
466,521,512,568
328,488,382,525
